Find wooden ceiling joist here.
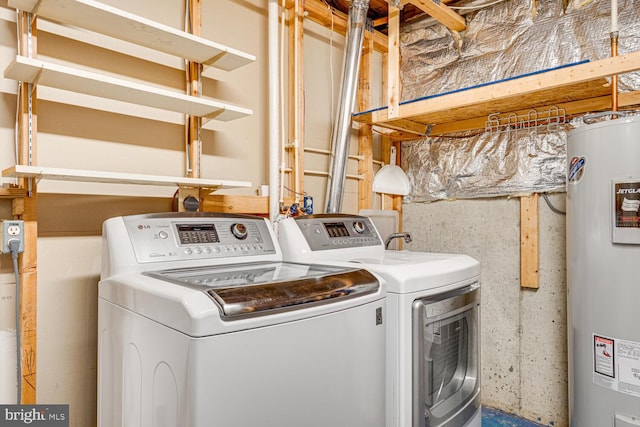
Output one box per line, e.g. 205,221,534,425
284,0,388,53
401,0,466,31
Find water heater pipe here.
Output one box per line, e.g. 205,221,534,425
325,0,369,213
268,0,281,221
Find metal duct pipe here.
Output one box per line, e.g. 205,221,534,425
325,0,369,213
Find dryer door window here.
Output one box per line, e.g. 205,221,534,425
412,284,480,427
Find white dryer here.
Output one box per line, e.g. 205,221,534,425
279,214,481,427
99,213,386,427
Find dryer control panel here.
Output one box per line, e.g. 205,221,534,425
122,213,277,264
293,214,383,251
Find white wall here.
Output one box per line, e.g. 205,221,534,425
0,1,379,425
0,1,270,425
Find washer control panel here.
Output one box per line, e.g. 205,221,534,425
123,214,277,263
293,214,383,251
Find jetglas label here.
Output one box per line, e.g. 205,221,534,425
0,405,68,426
615,182,640,229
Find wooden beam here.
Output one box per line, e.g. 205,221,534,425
16,10,37,404
520,194,539,289
426,90,640,136
358,35,374,211
202,195,269,215
186,0,202,178
354,113,429,135
387,2,400,119
367,51,640,128
402,0,466,31
397,52,640,119
372,16,388,27
392,141,404,249
0,187,27,198
201,195,295,216
284,0,388,53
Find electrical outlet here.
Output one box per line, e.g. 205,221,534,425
1,220,24,254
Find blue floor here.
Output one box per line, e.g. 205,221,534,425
482,407,549,426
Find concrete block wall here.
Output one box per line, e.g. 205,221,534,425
403,194,567,426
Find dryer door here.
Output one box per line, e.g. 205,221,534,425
412,284,481,427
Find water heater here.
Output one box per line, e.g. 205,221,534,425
567,114,640,427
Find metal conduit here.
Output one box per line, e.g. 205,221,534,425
324,0,369,213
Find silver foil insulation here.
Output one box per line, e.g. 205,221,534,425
399,0,640,202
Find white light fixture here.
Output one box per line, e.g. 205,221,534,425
373,146,411,195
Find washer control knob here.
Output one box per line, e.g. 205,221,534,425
353,221,366,234
231,223,248,240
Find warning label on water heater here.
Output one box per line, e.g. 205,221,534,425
593,334,640,397
615,182,640,228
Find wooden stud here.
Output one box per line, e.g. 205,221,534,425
16,10,38,404
186,0,202,178
392,140,404,249
358,34,374,210
520,194,540,289
380,135,394,211
387,3,400,119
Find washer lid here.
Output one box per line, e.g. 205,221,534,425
346,251,480,294
144,261,379,319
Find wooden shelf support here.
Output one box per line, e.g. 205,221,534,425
355,51,640,135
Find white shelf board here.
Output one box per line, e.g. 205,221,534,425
4,56,252,121
2,165,252,189
0,8,221,80
7,0,255,71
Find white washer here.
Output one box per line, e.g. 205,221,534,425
99,213,386,427
279,214,482,427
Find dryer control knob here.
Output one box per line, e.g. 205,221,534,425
353,221,366,234
231,223,248,240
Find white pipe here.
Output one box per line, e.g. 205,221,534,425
611,0,618,33
268,0,280,222
279,0,286,204
292,0,301,203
